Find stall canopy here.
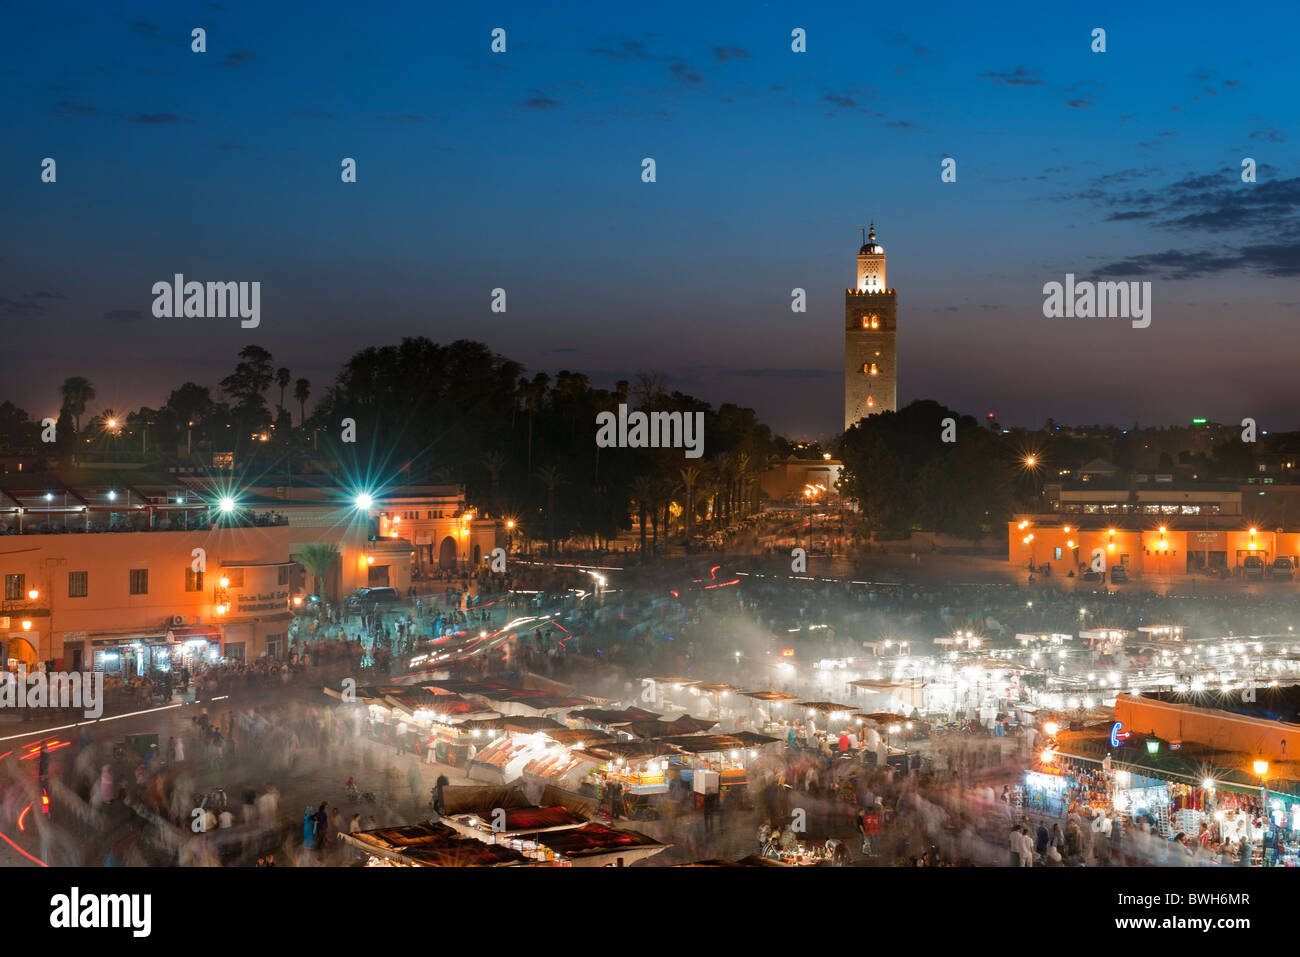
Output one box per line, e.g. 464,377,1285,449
740,690,800,702
541,728,616,749
570,707,661,726
574,740,681,762
796,701,856,715
618,716,718,739
653,734,765,754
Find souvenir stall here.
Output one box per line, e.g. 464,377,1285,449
1111,769,1174,835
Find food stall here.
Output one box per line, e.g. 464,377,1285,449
654,732,778,802
738,689,801,736
573,740,681,817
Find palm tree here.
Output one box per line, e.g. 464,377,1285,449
630,475,655,560
295,543,340,601
733,451,752,520
59,377,95,433
293,378,311,427
535,464,564,555
679,465,700,540
482,451,506,515
276,367,291,413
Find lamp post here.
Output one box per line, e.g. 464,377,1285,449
1254,758,1271,864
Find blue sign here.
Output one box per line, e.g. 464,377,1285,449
1110,721,1124,748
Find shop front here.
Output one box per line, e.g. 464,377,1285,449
90,634,170,676
165,626,224,670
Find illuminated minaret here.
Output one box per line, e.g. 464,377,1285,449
844,222,897,430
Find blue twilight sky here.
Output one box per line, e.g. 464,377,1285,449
2,0,1298,438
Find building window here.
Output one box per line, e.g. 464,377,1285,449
4,574,25,601
224,642,245,662
185,569,204,592
278,566,290,586
129,569,149,595
1053,547,1062,560
223,568,245,588
68,571,88,598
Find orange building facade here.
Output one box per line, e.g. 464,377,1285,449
1008,521,1300,581
0,525,291,672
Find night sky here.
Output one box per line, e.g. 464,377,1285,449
4,1,1298,438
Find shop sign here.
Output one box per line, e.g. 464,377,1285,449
236,589,290,613
1188,530,1226,550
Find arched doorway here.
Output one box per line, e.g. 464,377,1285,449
438,535,458,570
472,544,481,565
6,637,37,667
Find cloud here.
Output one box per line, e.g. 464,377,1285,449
712,46,750,63
1083,167,1300,279
520,94,561,110
982,68,1044,87
823,92,858,108
1092,249,1247,280
221,50,256,68
885,120,918,130
129,113,185,124
668,60,705,85
0,297,50,318
1250,125,1286,143
585,39,654,62
103,308,146,322
1066,96,1095,110
54,100,97,117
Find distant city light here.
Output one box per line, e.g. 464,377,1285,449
218,496,235,513
355,493,374,510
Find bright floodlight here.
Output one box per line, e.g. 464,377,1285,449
355,493,374,510
218,496,235,513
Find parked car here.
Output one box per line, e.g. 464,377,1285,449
344,586,400,607
1242,556,1265,582
1109,566,1129,583
1271,557,1294,580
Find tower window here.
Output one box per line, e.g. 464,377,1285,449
863,363,878,375
867,396,875,408
861,315,879,330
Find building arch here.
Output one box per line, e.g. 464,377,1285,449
6,637,37,667
438,536,458,570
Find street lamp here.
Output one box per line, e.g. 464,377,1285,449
355,493,374,511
